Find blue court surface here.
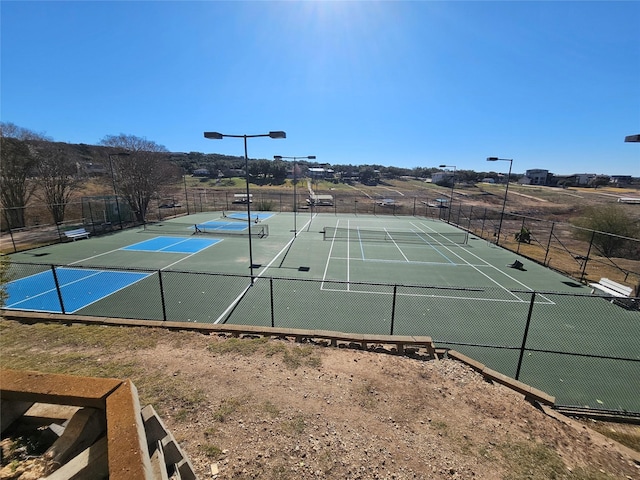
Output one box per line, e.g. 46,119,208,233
5,268,150,313
122,236,221,253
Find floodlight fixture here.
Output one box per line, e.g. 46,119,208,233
203,130,286,281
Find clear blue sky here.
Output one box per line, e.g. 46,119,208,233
2,1,639,176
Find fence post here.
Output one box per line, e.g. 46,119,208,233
87,201,96,235
5,224,17,253
158,270,167,321
270,278,275,328
478,208,486,238
389,285,397,335
467,205,473,232
413,197,416,216
515,292,536,380
51,265,66,314
516,217,526,254
543,222,555,266
580,230,596,283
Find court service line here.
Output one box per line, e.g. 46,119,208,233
357,227,366,261
384,228,410,262
412,222,554,304
410,222,525,302
320,218,341,291
319,286,540,303
329,256,489,267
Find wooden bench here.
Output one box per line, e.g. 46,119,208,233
64,228,90,241
589,277,637,310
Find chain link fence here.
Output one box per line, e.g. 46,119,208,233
4,261,639,414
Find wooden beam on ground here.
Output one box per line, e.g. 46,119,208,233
105,379,153,480
43,436,109,480
482,367,555,406
0,369,122,409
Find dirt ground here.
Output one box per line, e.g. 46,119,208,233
4,322,638,480
155,333,640,480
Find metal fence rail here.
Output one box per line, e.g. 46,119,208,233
3,192,638,295
4,261,639,415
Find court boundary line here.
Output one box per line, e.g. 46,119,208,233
121,236,221,254
5,267,152,314
319,219,555,305
411,221,555,305
68,237,221,272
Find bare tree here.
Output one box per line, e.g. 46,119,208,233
1,123,53,229
34,144,79,225
0,137,37,229
99,134,180,223
0,121,52,141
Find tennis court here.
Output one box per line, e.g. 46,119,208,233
4,210,639,413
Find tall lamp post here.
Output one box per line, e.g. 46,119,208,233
274,155,316,237
204,131,286,282
183,170,191,215
439,164,456,223
486,157,513,246
108,152,130,229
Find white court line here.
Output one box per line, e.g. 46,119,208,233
319,222,553,305
68,236,219,271
409,221,524,302
320,219,340,291
66,272,152,313
319,286,538,303
384,228,410,262
213,213,317,325
411,221,555,304
329,256,489,267
7,269,103,308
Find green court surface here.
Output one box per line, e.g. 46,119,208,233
6,211,640,414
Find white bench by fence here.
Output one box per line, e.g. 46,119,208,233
588,277,639,310
589,278,633,298
64,228,90,241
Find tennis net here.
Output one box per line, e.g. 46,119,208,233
143,221,269,238
323,226,467,245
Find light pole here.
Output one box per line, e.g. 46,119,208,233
274,155,316,238
183,171,190,214
108,152,130,229
204,131,286,281
486,157,513,246
439,164,456,223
